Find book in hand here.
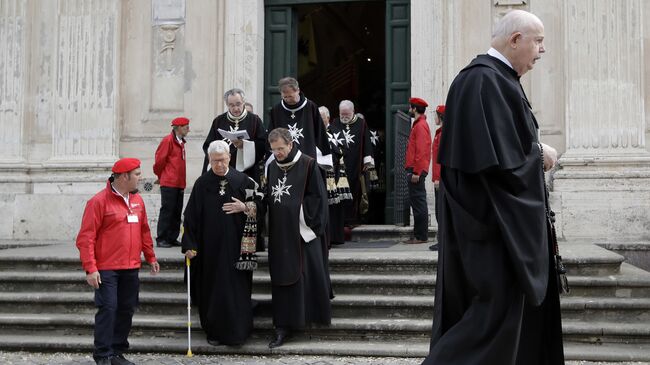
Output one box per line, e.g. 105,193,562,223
218,128,250,141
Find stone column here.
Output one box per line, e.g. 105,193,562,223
553,0,650,241
222,0,264,113
0,0,27,164
50,0,119,163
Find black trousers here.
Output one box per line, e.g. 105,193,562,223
408,177,428,241
157,186,184,244
93,269,139,359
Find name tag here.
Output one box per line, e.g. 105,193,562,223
127,214,139,223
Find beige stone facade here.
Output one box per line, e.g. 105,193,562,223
0,0,648,241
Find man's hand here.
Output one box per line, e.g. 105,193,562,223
232,139,244,149
149,261,160,275
541,143,558,172
223,197,246,214
86,271,101,289
410,174,420,183
185,250,197,259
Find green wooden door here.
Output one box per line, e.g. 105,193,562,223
384,0,410,223
263,6,297,122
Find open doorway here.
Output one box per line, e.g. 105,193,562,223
295,2,387,224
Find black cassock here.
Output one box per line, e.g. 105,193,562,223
266,149,332,328
181,168,259,345
201,111,267,181
423,55,564,365
331,115,373,225
268,93,332,168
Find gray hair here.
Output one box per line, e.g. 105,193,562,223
492,10,543,40
223,88,245,102
318,106,330,118
278,77,299,91
207,140,230,155
339,100,355,111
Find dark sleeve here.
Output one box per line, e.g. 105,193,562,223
181,179,203,253
312,106,331,157
362,122,373,161
302,159,328,235
439,66,531,174
201,119,218,174
253,115,268,166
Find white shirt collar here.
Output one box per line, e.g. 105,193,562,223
487,47,513,70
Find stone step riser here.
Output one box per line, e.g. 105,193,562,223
566,286,650,298
0,260,619,276
563,335,650,344
0,281,436,296
561,310,650,322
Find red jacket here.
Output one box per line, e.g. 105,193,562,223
76,182,157,273
431,126,442,182
405,114,432,176
153,131,186,188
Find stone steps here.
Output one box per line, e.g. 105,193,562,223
0,333,648,361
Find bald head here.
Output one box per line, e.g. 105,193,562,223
491,10,545,76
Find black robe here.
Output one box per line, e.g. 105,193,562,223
268,93,332,168
181,168,259,345
202,111,267,181
423,54,564,365
266,149,332,328
331,115,373,225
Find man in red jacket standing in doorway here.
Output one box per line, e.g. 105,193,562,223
76,158,160,365
154,117,190,248
404,97,432,244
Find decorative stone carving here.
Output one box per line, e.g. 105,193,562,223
0,0,27,162
51,0,118,162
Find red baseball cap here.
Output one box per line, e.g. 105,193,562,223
436,105,445,114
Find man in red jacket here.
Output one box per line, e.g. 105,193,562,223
153,117,190,248
429,104,445,251
404,97,432,244
76,158,160,365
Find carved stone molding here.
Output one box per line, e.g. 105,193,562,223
0,0,27,162
51,0,119,162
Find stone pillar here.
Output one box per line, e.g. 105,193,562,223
222,0,264,113
553,0,650,241
0,0,27,164
50,0,119,163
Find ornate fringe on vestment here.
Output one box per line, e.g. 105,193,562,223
336,158,353,201
326,168,340,205
235,202,258,271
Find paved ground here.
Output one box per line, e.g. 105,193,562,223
0,352,648,365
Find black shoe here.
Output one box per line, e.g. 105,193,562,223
111,354,135,365
428,244,439,251
94,357,111,365
207,339,220,346
268,328,289,348
156,240,172,248
171,240,182,247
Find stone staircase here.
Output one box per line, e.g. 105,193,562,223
0,239,648,361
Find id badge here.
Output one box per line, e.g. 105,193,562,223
127,214,139,223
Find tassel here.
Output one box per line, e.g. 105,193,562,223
337,158,353,201
326,168,340,205
368,167,380,191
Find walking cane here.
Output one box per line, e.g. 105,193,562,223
186,255,193,357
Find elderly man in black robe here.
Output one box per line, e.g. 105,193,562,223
422,10,564,365
265,127,332,348
202,88,267,181
331,100,374,226
182,140,261,347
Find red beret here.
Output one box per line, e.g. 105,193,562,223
171,117,190,126
436,105,446,114
409,97,428,108
112,158,141,173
